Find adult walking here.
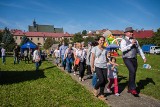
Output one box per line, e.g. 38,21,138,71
64,44,74,73
75,43,86,81
120,27,146,97
91,36,108,100
86,42,93,79
13,45,20,64
33,47,41,71
59,41,68,68
1,47,6,64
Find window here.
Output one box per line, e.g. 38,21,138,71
37,38,39,41
31,38,32,40
20,37,22,39
15,37,17,40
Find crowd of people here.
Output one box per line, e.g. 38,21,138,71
1,45,44,72
52,27,147,100
1,27,146,101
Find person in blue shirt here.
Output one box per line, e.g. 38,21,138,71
59,41,68,67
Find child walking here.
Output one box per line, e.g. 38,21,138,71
107,57,120,96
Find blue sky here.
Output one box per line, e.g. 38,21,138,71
0,0,160,33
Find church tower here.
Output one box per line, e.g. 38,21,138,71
33,19,37,31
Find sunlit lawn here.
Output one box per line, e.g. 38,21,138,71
117,54,160,100
0,57,107,107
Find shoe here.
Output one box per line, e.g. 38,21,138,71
128,89,139,97
79,77,82,81
107,88,112,93
93,89,98,97
115,93,120,96
98,95,106,100
128,89,137,94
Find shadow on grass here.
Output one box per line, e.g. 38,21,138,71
0,66,56,85
0,70,46,85
118,75,128,93
136,78,155,93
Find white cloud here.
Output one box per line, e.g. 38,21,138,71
0,17,11,26
0,2,28,9
124,0,154,17
29,1,66,15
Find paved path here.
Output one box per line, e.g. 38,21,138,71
48,58,160,107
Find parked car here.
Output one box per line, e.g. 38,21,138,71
142,44,160,54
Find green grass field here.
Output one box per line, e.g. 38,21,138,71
0,54,160,106
0,58,106,107
117,54,160,100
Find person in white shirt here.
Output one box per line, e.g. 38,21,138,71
33,47,41,71
120,27,146,97
91,36,108,100
75,43,86,81
1,47,6,64
54,46,60,66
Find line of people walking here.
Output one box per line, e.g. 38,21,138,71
53,27,147,101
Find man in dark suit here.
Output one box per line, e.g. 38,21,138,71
120,27,147,97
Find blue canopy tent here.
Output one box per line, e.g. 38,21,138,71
106,44,120,56
106,44,120,51
21,42,37,49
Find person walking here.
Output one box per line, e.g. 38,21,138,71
75,43,86,81
33,47,41,71
107,57,120,96
120,27,146,97
24,49,29,64
59,41,68,68
64,44,74,73
86,42,93,79
1,47,6,64
13,45,20,64
91,36,108,100
54,46,60,66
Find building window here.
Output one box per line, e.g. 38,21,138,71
20,37,22,39
31,38,32,40
15,37,17,40
37,38,39,41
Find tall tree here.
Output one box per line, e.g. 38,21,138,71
84,36,95,46
2,27,16,51
43,37,54,49
72,32,84,43
0,31,2,43
63,38,69,45
82,30,87,36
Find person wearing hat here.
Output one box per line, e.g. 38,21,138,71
120,27,146,97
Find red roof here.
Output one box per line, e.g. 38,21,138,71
110,30,124,35
13,31,72,37
133,30,154,38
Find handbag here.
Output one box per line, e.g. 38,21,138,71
75,58,80,65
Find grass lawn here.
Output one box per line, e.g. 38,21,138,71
117,54,160,100
0,57,107,107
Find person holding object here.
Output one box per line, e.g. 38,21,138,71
91,36,108,100
120,27,146,97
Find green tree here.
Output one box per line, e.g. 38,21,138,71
84,36,95,46
72,32,84,43
43,37,54,49
63,38,69,45
82,30,87,36
0,31,2,43
2,27,16,51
